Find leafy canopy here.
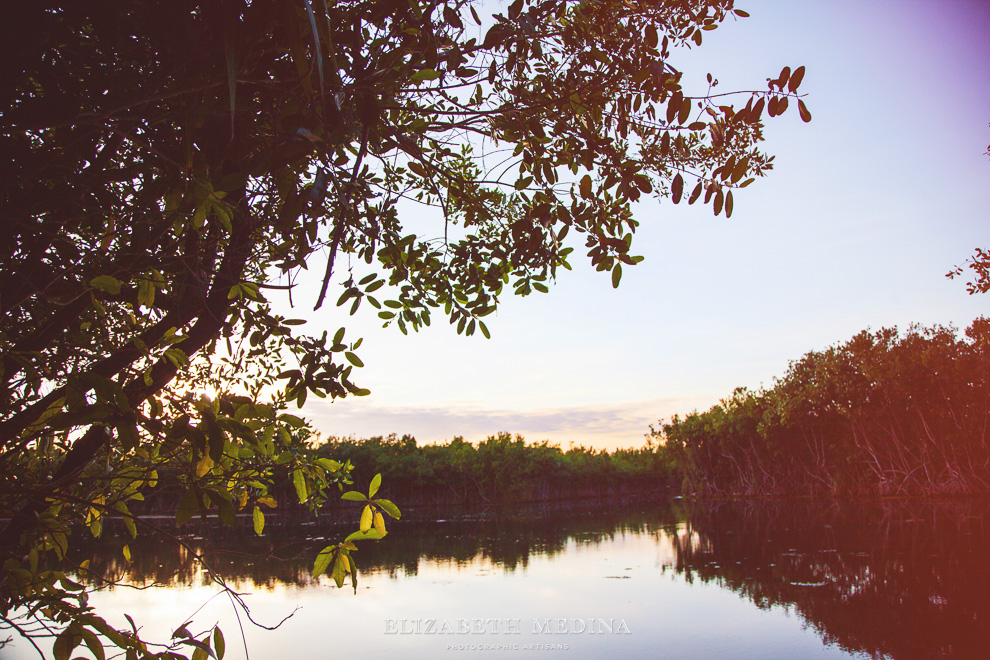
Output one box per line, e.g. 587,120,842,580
0,0,807,657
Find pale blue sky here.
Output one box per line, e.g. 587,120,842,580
278,0,989,450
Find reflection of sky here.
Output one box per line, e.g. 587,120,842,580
40,526,862,660
269,0,989,451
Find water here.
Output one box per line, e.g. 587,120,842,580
4,498,988,659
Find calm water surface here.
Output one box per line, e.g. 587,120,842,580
6,498,988,659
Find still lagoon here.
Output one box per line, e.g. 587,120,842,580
5,497,987,659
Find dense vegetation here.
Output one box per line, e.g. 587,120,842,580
311,432,677,505
655,319,990,496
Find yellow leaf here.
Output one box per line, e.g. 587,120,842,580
253,506,265,535
360,505,373,533
196,454,214,478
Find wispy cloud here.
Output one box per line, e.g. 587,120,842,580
304,395,714,450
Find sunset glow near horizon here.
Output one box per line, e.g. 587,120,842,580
273,0,989,451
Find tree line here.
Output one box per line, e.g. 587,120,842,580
655,319,990,496
310,432,677,505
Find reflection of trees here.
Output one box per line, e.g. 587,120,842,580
71,498,672,588
666,499,990,660
72,498,989,660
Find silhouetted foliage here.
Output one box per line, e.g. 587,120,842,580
655,319,990,496
311,432,677,504
947,247,990,295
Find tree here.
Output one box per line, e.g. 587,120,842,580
946,123,989,295
948,248,990,296
0,0,808,656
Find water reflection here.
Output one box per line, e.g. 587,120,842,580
62,498,990,659
72,499,673,589
670,499,990,660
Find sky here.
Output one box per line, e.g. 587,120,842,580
277,0,990,451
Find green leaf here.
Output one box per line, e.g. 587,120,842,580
176,488,199,526
611,264,622,289
89,275,121,295
341,490,367,501
253,505,265,535
313,546,335,577
81,628,106,660
123,512,137,539
213,628,226,660
375,498,401,519
369,473,382,498
179,637,215,659
317,458,342,471
196,454,214,478
292,469,308,503
164,347,189,368
137,277,155,308
53,627,78,660
125,614,138,635
411,68,441,83
216,496,236,528
344,528,387,543
345,352,364,367
332,551,347,587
